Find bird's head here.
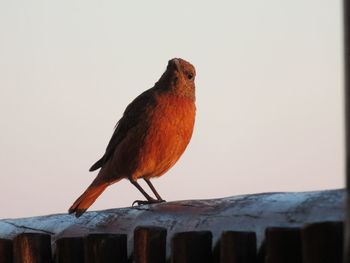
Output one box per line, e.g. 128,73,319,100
157,58,196,100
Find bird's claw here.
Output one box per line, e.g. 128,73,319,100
132,199,166,206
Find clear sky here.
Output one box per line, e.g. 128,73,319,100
0,0,344,218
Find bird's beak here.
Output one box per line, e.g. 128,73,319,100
173,58,181,71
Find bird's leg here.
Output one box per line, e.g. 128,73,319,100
130,180,154,201
130,180,164,206
144,178,166,202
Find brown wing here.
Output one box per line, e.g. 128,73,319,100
89,88,157,171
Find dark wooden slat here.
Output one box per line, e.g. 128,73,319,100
265,227,302,263
256,240,266,263
0,238,13,263
13,233,52,263
84,233,127,263
134,226,167,263
55,237,84,263
302,221,343,263
171,231,212,263
219,231,257,263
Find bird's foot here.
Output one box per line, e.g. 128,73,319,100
132,199,166,206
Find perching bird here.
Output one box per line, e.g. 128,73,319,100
69,58,196,217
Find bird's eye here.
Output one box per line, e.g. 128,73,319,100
187,73,193,80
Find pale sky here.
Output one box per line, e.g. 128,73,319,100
0,0,344,218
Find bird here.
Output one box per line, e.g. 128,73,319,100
69,58,196,217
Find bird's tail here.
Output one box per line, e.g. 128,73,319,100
69,182,109,218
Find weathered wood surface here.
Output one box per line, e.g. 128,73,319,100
0,189,344,256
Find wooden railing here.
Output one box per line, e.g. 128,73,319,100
0,221,343,263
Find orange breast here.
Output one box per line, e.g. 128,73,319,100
133,94,196,180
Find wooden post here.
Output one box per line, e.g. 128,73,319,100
84,233,127,263
55,237,84,263
0,238,13,263
256,240,266,263
302,221,343,263
171,231,212,263
13,233,52,263
265,227,302,263
345,1,350,262
134,226,167,263
218,231,256,263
